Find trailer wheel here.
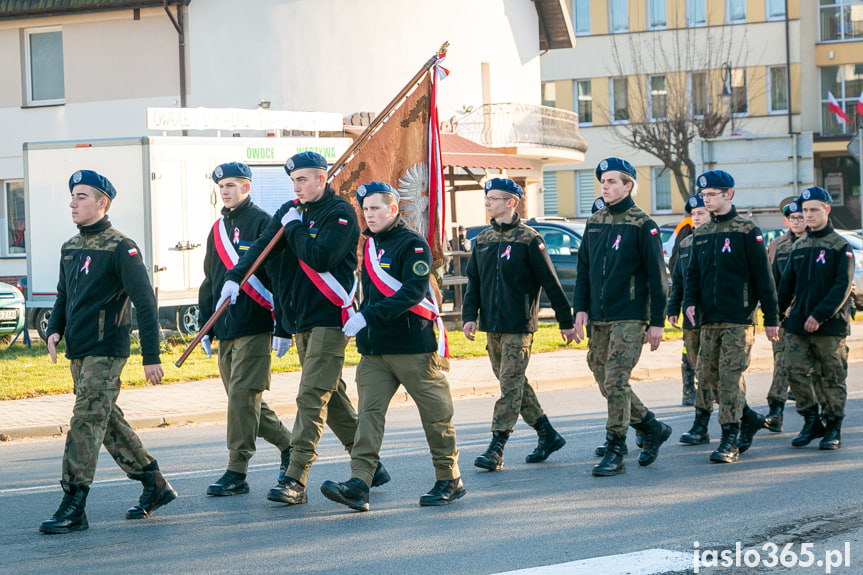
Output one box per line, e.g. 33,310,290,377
35,308,52,342
176,305,200,335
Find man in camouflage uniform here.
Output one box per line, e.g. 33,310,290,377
778,186,854,450
40,170,176,534
683,170,779,464
668,194,716,445
463,178,575,472
762,198,808,432
573,158,671,477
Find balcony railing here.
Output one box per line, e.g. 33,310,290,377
456,103,588,153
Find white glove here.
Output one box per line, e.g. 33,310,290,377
272,336,292,358
201,335,212,358
281,207,302,226
342,313,367,337
216,280,240,308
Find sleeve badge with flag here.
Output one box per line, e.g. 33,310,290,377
847,250,854,258
128,248,139,256
756,235,763,242
650,228,658,235
538,243,545,250
338,218,348,225
414,247,424,253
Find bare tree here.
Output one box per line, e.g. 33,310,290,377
602,23,754,200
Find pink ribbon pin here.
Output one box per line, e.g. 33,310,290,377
611,235,622,250
816,250,826,264
501,245,512,260
80,256,91,275
722,238,731,253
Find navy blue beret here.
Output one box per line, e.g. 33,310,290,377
696,170,735,190
357,181,400,206
684,194,706,214
798,186,832,205
212,162,252,183
591,197,606,213
782,199,801,216
284,151,327,175
595,157,636,182
484,178,523,198
69,170,116,200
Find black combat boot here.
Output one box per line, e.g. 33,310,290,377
594,439,627,457
737,404,766,454
819,416,843,450
710,423,740,463
126,462,178,518
419,478,466,506
681,358,696,406
320,478,370,512
371,461,391,487
764,400,785,433
592,432,627,476
474,430,510,471
632,411,672,467
267,477,308,505
40,482,90,534
791,405,826,448
206,470,249,497
525,415,566,463
679,408,711,445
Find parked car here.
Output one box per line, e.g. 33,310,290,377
0,281,26,346
836,229,863,309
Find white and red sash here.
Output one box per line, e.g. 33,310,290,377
298,261,358,326
213,218,274,312
365,237,449,358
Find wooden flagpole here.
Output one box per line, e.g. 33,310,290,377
175,42,448,368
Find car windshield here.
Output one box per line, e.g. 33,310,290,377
837,230,863,250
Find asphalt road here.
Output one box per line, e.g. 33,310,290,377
2,366,861,575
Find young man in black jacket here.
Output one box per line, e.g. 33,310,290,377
778,186,854,450
222,152,388,506
573,158,671,477
40,170,176,534
683,170,779,464
321,182,463,511
463,178,575,472
198,162,293,497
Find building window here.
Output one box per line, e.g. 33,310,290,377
730,69,748,115
610,0,629,33
575,80,592,125
542,82,557,108
652,168,672,214
649,75,668,120
820,64,863,136
768,66,789,113
648,0,667,29
611,77,629,123
727,0,746,23
543,172,558,216
573,0,591,35
576,171,596,217
2,181,26,257
690,72,708,118
767,0,786,20
820,1,863,42
24,27,64,106
687,0,707,26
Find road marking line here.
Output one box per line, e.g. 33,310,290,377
491,549,692,574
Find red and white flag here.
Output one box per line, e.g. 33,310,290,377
828,91,851,124
857,90,863,116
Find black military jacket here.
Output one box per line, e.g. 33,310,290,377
778,225,854,337
573,195,667,326
683,207,779,327
355,216,437,355
227,186,359,333
667,235,697,329
47,216,161,365
199,197,276,340
770,231,802,323
463,214,573,334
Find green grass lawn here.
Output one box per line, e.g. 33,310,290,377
0,321,689,401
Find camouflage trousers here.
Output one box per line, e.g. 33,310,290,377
218,333,292,475
586,321,649,435
62,356,154,486
351,353,459,487
684,327,717,411
785,333,848,418
486,332,544,432
696,323,753,425
287,327,359,486
767,327,790,404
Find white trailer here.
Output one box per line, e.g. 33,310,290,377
24,135,350,340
